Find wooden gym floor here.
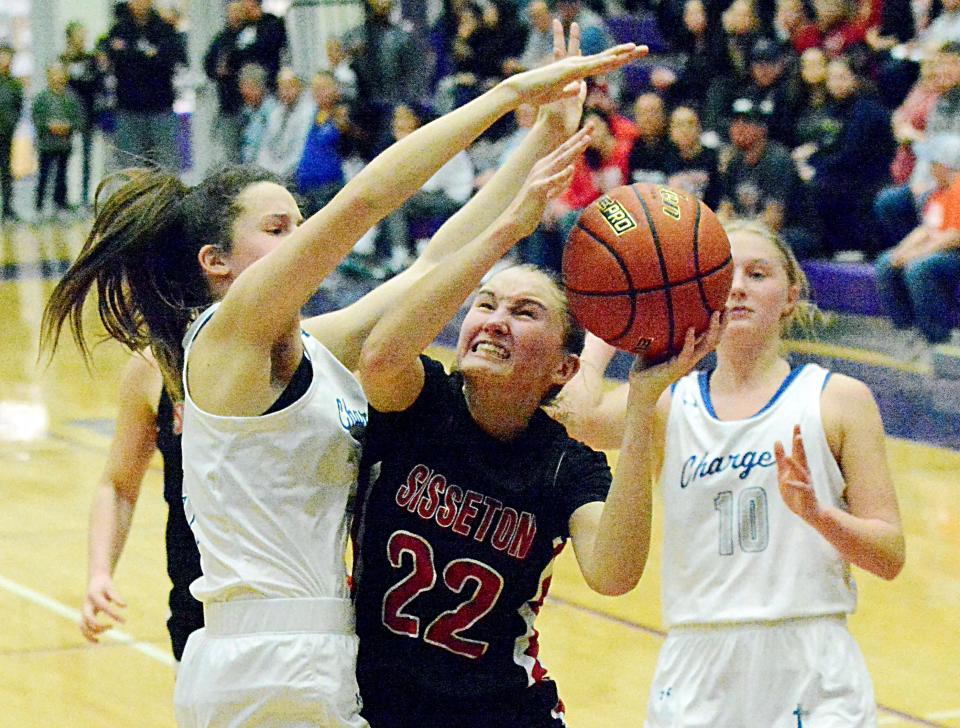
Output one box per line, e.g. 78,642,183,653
1,221,958,727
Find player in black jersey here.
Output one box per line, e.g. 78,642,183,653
354,131,723,726
81,352,203,661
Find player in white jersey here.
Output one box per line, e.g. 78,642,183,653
41,31,645,727
553,219,905,727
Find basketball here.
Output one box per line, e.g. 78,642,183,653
562,183,733,362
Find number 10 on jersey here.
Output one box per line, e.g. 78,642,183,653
713,487,769,555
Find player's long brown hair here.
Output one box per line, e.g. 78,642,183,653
40,165,281,400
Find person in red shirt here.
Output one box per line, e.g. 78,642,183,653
875,133,960,344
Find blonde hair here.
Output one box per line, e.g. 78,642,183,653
722,218,826,337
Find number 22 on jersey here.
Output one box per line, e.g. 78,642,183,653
382,530,505,659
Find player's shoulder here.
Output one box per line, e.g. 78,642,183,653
820,371,879,432
821,371,875,403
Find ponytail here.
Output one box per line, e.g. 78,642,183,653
41,168,207,399
41,164,283,399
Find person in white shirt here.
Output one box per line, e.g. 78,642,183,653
375,102,477,273
255,67,316,180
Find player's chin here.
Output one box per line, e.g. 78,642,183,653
459,354,512,378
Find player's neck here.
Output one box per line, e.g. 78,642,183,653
713,337,787,392
462,379,540,441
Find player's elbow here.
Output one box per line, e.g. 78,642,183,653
584,566,644,597
878,538,906,581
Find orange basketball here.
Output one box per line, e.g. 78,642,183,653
562,183,733,362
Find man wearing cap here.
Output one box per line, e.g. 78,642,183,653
875,133,960,345
718,96,821,257
739,37,802,146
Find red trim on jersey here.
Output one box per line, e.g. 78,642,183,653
523,539,567,683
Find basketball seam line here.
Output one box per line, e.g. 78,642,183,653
692,201,711,314
565,256,732,297
572,221,639,343
632,185,676,351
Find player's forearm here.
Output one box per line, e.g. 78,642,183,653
585,394,656,594
87,483,137,579
811,507,905,580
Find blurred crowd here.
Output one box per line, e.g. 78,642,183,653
1,0,959,345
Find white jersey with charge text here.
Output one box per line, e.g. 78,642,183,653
659,363,856,627
173,303,369,728
647,364,875,728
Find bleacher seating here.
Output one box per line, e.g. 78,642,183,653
803,260,960,327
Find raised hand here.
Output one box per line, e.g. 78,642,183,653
505,125,591,238
80,573,127,643
537,20,588,138
627,312,724,406
501,39,646,108
774,424,823,525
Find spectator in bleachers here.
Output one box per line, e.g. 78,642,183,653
702,0,764,133
204,2,247,163
237,62,277,164
343,0,426,156
435,0,527,114
777,0,815,53
0,43,23,222
551,0,614,55
875,134,960,345
628,92,671,185
32,63,84,219
914,0,960,52
807,55,894,256
106,0,186,169
790,0,871,57
532,106,631,271
888,51,948,184
507,0,554,73
664,105,722,208
875,0,960,105
92,36,117,142
650,0,728,109
736,37,803,146
294,71,348,215
61,22,99,206
793,46,833,151
374,102,476,274
255,67,314,181
874,42,960,249
585,79,637,139
234,0,288,91
718,96,821,257
325,37,357,103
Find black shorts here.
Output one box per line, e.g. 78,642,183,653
165,499,204,661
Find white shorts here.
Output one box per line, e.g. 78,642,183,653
173,597,368,728
645,615,877,728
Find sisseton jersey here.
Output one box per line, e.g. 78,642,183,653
180,303,367,604
659,364,857,627
352,356,611,724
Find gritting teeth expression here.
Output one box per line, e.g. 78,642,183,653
472,341,510,360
